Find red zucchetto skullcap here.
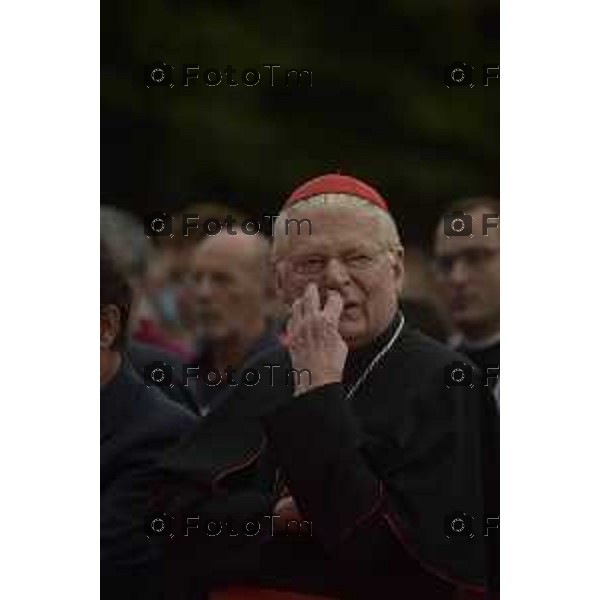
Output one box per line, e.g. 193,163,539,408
283,173,389,212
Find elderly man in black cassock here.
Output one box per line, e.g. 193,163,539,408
160,174,499,600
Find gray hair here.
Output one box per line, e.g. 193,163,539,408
101,205,154,279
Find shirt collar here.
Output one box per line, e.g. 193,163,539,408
450,331,500,351
194,325,282,369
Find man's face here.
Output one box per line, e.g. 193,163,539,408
433,205,500,338
188,234,269,342
275,206,403,349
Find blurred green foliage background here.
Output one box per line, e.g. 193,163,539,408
101,0,499,245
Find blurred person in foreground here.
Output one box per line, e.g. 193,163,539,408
100,243,197,599
161,175,499,599
183,227,281,416
432,198,500,404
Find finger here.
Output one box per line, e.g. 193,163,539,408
322,290,344,323
302,282,320,316
275,496,295,512
292,285,310,320
288,297,303,339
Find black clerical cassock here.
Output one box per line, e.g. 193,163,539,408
157,312,499,599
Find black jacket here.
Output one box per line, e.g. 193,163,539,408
187,327,282,416
127,340,198,414
159,316,499,599
101,359,197,599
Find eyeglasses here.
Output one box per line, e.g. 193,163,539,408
285,247,396,276
433,248,499,276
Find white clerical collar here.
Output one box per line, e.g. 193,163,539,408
449,331,500,350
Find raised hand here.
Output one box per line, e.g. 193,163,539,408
287,283,348,396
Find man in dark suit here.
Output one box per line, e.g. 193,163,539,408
100,243,197,599
432,197,500,406
184,228,281,416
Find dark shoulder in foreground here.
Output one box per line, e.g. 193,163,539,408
126,375,197,446
102,362,197,453
139,383,196,430
126,340,198,414
207,344,293,420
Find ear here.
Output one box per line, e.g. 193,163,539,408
260,259,280,320
100,305,121,350
262,257,277,299
391,246,405,294
273,259,286,303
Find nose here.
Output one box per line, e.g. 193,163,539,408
321,257,351,290
447,258,469,287
193,275,214,301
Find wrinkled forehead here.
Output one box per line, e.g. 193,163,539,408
190,233,264,273
281,205,386,254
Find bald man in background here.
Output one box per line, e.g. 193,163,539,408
185,228,281,416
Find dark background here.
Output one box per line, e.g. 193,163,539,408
101,0,499,246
